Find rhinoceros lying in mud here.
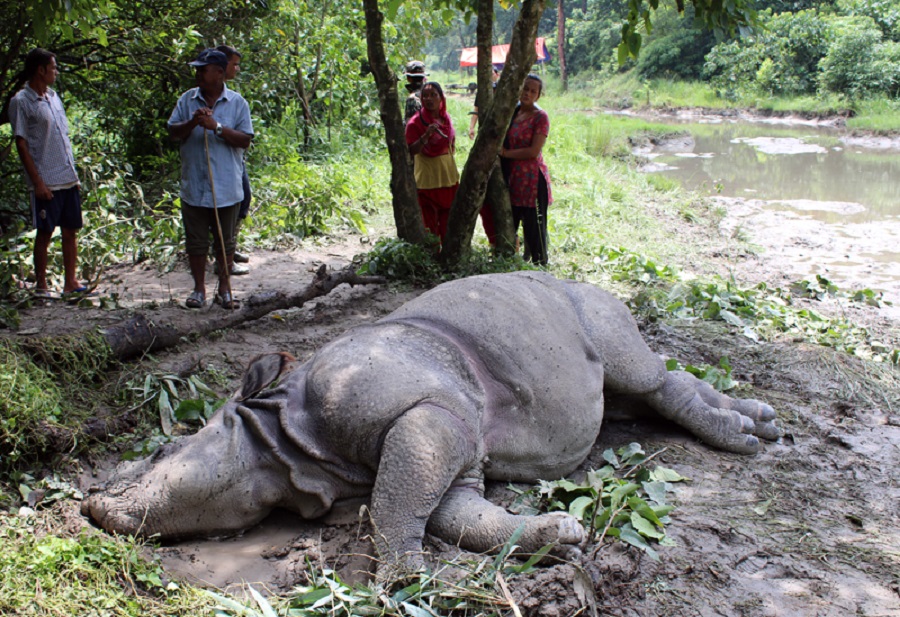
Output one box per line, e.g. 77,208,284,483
82,272,779,573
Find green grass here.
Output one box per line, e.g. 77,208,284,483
0,509,216,616
847,98,900,132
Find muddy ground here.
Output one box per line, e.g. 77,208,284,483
6,191,900,615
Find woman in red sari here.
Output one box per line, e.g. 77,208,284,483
405,82,458,244
500,73,552,265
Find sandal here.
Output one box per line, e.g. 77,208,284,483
185,291,206,308
215,291,240,310
62,285,99,304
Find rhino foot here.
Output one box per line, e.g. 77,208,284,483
647,372,772,454
548,512,585,545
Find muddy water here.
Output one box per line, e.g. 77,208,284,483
640,118,900,303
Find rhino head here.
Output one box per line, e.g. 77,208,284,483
81,354,348,539
81,404,299,539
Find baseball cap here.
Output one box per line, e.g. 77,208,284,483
189,49,228,70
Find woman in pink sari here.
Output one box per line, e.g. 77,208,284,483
405,82,458,243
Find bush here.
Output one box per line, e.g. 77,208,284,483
837,0,900,41
637,26,716,81
704,9,831,97
818,16,891,97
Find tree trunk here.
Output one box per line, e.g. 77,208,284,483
362,0,427,245
557,0,568,92
473,0,516,256
101,266,384,360
440,0,546,267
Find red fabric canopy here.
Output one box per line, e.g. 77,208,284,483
459,37,549,67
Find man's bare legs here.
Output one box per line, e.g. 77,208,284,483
33,229,52,291
61,227,79,292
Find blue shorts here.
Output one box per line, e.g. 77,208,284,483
31,186,83,233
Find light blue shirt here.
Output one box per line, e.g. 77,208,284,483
167,85,253,208
9,85,79,190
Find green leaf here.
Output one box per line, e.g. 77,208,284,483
642,481,668,504
158,390,172,436
617,442,645,464
752,499,772,516
650,466,688,483
203,590,262,616
602,448,619,467
618,525,659,561
629,496,663,527
248,586,277,617
506,544,554,574
630,511,665,540
174,399,204,421
493,523,525,569
569,495,595,521
587,466,615,488
610,483,641,509
402,603,439,617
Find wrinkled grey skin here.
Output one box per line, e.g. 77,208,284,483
82,272,778,573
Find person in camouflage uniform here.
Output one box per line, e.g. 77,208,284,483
403,60,427,125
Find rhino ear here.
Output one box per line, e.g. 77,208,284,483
240,352,296,400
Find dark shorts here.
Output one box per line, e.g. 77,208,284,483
182,202,240,256
31,186,83,233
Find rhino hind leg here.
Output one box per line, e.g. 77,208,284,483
644,370,779,454
688,374,781,441
427,485,584,555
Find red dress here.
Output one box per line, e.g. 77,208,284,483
505,108,552,208
405,109,458,242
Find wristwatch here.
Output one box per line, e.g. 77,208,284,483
215,122,223,137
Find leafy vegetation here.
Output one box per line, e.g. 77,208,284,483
0,334,115,477
511,442,687,562
206,535,553,617
0,509,215,616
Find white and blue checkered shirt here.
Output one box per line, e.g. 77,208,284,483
9,85,79,190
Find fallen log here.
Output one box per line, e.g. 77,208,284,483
103,265,385,360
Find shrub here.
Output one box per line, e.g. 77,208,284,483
704,10,831,97
638,27,716,81
818,16,889,97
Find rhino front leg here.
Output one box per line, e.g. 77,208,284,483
369,403,479,577
427,483,583,555
644,371,770,454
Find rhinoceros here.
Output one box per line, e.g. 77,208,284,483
82,272,778,573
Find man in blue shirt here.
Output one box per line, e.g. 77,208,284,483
9,48,84,297
168,48,253,309
216,44,251,276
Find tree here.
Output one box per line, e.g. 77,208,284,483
362,0,428,245
557,0,568,91
367,0,758,267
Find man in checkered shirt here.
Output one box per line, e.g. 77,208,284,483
9,48,84,296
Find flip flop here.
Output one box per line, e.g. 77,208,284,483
185,291,206,309
63,287,98,297
214,291,240,310
62,286,99,305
